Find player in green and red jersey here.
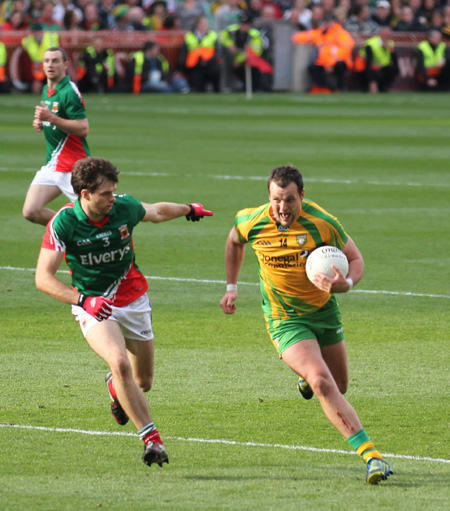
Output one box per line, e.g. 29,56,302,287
220,164,393,485
23,47,90,226
35,157,213,468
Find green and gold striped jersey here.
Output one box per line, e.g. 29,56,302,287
234,199,348,319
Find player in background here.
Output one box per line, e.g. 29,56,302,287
35,157,213,467
220,164,393,484
23,47,90,226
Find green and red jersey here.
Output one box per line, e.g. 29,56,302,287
41,75,90,173
42,195,148,307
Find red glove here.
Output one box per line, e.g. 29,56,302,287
186,203,214,222
78,294,113,321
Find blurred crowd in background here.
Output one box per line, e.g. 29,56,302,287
1,0,449,94
1,0,450,35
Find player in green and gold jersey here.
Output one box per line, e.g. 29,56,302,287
35,157,213,468
220,164,393,485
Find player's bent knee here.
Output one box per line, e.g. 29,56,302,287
110,357,133,382
23,206,40,223
309,374,335,398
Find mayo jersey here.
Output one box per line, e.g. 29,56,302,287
41,75,90,173
234,199,349,319
42,194,148,307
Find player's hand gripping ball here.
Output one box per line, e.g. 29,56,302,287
306,246,349,283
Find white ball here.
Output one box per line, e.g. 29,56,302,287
306,245,349,283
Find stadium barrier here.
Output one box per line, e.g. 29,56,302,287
1,25,426,93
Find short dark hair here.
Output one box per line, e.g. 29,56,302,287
268,164,304,195
72,157,120,195
45,46,68,62
143,41,157,52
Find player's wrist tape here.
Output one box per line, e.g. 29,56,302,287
226,284,237,292
346,278,354,290
78,293,87,307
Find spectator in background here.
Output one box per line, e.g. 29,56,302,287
219,12,265,91
394,5,427,31
179,15,221,92
126,6,149,30
372,0,393,28
283,0,313,31
98,0,118,30
36,1,62,30
27,0,45,23
81,2,101,30
416,28,450,90
292,12,354,93
78,35,116,92
429,8,443,32
261,1,283,19
2,8,29,30
310,4,325,29
53,0,83,25
126,41,189,93
175,0,207,30
417,0,438,28
63,8,82,30
320,0,336,18
213,0,242,33
345,4,379,34
246,0,263,20
354,26,398,92
112,4,130,30
143,0,168,30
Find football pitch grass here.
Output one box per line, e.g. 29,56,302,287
0,92,449,510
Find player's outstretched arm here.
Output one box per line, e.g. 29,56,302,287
142,202,213,223
220,227,246,314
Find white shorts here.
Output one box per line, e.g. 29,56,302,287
72,294,154,341
31,162,77,202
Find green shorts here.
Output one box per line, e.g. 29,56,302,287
265,297,345,356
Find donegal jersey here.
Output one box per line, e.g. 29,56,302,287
235,199,348,320
41,75,90,173
41,195,148,307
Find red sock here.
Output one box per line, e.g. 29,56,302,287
144,429,163,445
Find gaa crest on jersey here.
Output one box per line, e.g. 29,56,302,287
51,102,59,113
296,234,307,247
119,224,129,239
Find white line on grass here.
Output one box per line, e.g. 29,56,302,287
1,424,448,465
1,266,449,299
0,167,448,188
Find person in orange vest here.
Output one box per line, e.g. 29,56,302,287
292,12,355,93
179,15,221,92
